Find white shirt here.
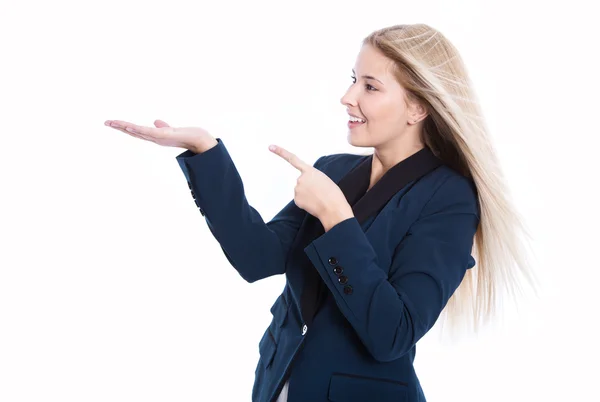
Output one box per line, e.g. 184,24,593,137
275,379,289,402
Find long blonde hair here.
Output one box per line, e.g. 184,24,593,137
362,24,539,335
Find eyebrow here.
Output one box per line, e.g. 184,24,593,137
352,69,384,85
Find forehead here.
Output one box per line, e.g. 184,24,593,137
353,44,395,78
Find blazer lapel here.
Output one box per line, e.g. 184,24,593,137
338,146,443,224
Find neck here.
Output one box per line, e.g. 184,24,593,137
369,134,424,188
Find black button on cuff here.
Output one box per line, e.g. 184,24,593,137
343,285,353,295
333,266,343,275
328,257,338,266
338,275,348,285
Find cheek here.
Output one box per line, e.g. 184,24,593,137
365,102,404,128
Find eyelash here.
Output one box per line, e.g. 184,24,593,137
351,76,377,91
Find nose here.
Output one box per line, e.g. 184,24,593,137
340,86,357,107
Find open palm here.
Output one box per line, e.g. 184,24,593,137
104,119,212,150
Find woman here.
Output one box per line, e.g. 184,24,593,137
105,23,535,402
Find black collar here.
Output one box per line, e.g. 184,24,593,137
338,146,444,223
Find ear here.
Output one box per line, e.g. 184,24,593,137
408,101,428,125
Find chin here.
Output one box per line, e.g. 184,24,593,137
347,131,371,148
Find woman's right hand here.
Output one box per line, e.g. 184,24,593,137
104,119,218,153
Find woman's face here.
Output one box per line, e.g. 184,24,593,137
340,44,414,148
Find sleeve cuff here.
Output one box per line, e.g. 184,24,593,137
175,138,225,183
303,217,380,300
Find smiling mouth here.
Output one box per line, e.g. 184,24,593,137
348,119,365,128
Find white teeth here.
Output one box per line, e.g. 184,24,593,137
349,116,365,123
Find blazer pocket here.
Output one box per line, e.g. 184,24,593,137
258,327,277,369
328,372,408,402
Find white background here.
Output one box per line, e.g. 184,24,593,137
1,0,598,401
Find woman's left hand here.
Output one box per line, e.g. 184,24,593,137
269,144,354,229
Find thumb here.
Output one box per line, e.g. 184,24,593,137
154,119,170,128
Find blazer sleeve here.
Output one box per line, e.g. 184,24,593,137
176,138,325,283
303,173,480,362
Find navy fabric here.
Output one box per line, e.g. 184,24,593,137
176,139,480,402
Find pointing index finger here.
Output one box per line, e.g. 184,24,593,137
269,145,310,172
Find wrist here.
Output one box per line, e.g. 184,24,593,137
321,203,354,232
189,137,218,154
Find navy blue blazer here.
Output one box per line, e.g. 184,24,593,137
176,138,480,402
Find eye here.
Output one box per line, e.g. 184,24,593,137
350,75,376,91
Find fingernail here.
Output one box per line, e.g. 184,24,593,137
269,145,276,151
126,127,134,132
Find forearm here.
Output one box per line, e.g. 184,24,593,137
176,138,298,282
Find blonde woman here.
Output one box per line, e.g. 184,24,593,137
105,23,535,402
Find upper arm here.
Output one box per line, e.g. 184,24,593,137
388,174,480,335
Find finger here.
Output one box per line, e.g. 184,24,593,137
269,145,310,172
105,122,155,142
154,119,170,128
106,120,164,139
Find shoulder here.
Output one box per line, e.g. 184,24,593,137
313,152,372,177
312,152,368,183
314,152,480,218
419,165,480,218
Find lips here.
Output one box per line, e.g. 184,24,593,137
347,109,366,122
348,120,365,129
